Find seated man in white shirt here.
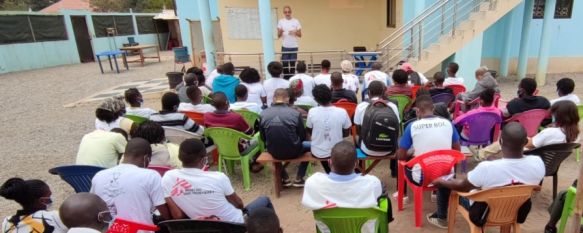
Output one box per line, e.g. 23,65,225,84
302,141,383,209
124,88,156,118
289,61,315,97
230,85,262,114
363,62,391,96
91,138,171,227
162,139,274,223
59,193,111,233
290,79,318,107
443,62,464,86
313,59,332,87
178,86,216,113
550,77,580,106
429,122,545,228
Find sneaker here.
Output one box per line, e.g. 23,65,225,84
544,225,557,233
426,213,448,229
282,178,292,187
391,191,409,204
292,178,305,187
431,191,437,203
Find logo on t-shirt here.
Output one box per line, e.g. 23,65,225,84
170,178,192,197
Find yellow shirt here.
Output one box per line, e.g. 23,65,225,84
76,130,126,168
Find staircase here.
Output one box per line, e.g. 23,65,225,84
377,0,523,73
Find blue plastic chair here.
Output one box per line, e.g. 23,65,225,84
48,165,105,193
173,47,190,71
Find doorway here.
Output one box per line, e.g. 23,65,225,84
71,16,94,63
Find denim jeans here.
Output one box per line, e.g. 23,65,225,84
404,168,451,219
281,141,311,180
281,47,298,80
243,196,274,216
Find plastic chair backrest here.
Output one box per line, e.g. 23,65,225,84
107,218,159,233
204,127,251,159
159,219,246,233
558,186,578,233
234,110,261,129
313,207,387,233
162,126,202,145
181,111,205,125
461,185,537,225
333,100,357,119
448,84,466,97
48,165,105,193
295,104,313,112
124,115,148,124
524,143,581,176
411,85,422,99
504,109,550,137
431,93,456,106
455,112,502,146
148,166,172,176
173,47,190,63
578,105,583,118
203,95,213,104
388,94,411,120
127,37,136,44
404,150,465,187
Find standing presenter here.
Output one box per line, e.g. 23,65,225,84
277,5,302,80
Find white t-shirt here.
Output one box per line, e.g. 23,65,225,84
550,94,581,106
314,74,331,87
302,172,382,210
532,127,569,148
295,96,318,107
162,168,244,223
444,76,464,86
354,99,400,156
95,118,121,131
76,130,126,168
230,101,262,114
206,69,220,89
277,18,302,48
263,78,290,105
2,210,67,233
407,72,429,85
126,107,157,118
289,73,315,97
306,106,352,158
242,82,267,106
178,103,216,113
467,156,545,188
364,70,391,89
342,74,360,92
91,164,166,226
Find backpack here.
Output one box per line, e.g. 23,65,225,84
360,100,400,152
409,71,421,85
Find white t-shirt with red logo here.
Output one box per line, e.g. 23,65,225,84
161,168,244,223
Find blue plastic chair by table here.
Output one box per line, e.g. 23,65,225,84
173,47,191,71
48,165,105,193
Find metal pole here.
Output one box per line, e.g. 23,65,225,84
452,0,457,37
517,0,534,80
310,52,314,76
535,0,557,86
441,5,444,35
418,24,423,60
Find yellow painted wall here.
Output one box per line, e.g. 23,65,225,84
217,0,403,53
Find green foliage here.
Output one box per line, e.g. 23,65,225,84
0,0,55,11
90,0,174,12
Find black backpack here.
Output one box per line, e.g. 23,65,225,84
360,100,399,152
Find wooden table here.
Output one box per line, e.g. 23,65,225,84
119,44,161,66
256,152,394,198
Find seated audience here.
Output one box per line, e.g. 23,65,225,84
290,79,318,107
307,85,352,173
289,61,315,97
502,78,550,118
428,72,454,96
526,100,580,149
150,92,204,135
177,86,215,113
91,138,170,226
401,62,428,86
331,72,357,103
177,72,198,103
76,128,127,168
386,69,412,98
230,85,262,114
364,62,391,90
260,88,309,187
212,62,240,103
288,88,308,118
59,193,110,233
302,141,383,209
263,61,290,105
454,89,501,139
246,207,282,233
132,121,181,168
459,67,499,103
0,178,67,233
205,65,222,89
444,62,464,86
550,77,580,106
430,123,545,228
203,92,253,135
240,67,267,107
162,139,274,222
340,60,359,92
124,88,156,118
313,60,332,87
193,67,212,97
95,96,126,131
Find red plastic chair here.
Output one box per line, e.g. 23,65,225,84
504,109,550,137
148,166,172,176
397,149,465,227
181,111,205,125
447,84,466,97
107,218,159,233
333,100,358,143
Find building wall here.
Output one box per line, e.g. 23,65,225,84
175,0,220,55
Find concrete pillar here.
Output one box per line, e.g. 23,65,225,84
453,33,484,89
197,0,216,71
517,0,534,80
500,9,516,77
535,0,557,86
258,0,275,79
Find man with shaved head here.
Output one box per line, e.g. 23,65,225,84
302,141,383,209
59,193,110,233
458,66,499,103
203,92,253,135
429,122,545,229
91,138,170,231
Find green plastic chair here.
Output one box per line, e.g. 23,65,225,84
203,127,261,191
313,199,389,233
125,114,148,124
234,109,261,130
558,187,583,233
203,95,212,104
387,95,411,121
295,104,313,112
577,105,583,161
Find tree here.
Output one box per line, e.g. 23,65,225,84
90,0,174,12
0,0,55,11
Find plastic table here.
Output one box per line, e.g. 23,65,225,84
96,50,128,74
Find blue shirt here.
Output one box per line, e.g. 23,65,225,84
212,74,240,103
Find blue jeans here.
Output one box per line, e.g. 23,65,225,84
281,141,311,180
405,168,451,219
281,47,298,80
244,196,274,216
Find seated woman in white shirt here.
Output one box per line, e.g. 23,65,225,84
132,121,181,168
239,67,267,108
177,86,216,113
95,96,126,131
525,100,580,149
124,88,156,118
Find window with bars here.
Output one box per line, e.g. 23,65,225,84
533,0,573,19
92,15,135,37
0,15,68,44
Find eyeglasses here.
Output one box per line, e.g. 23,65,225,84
98,211,113,224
